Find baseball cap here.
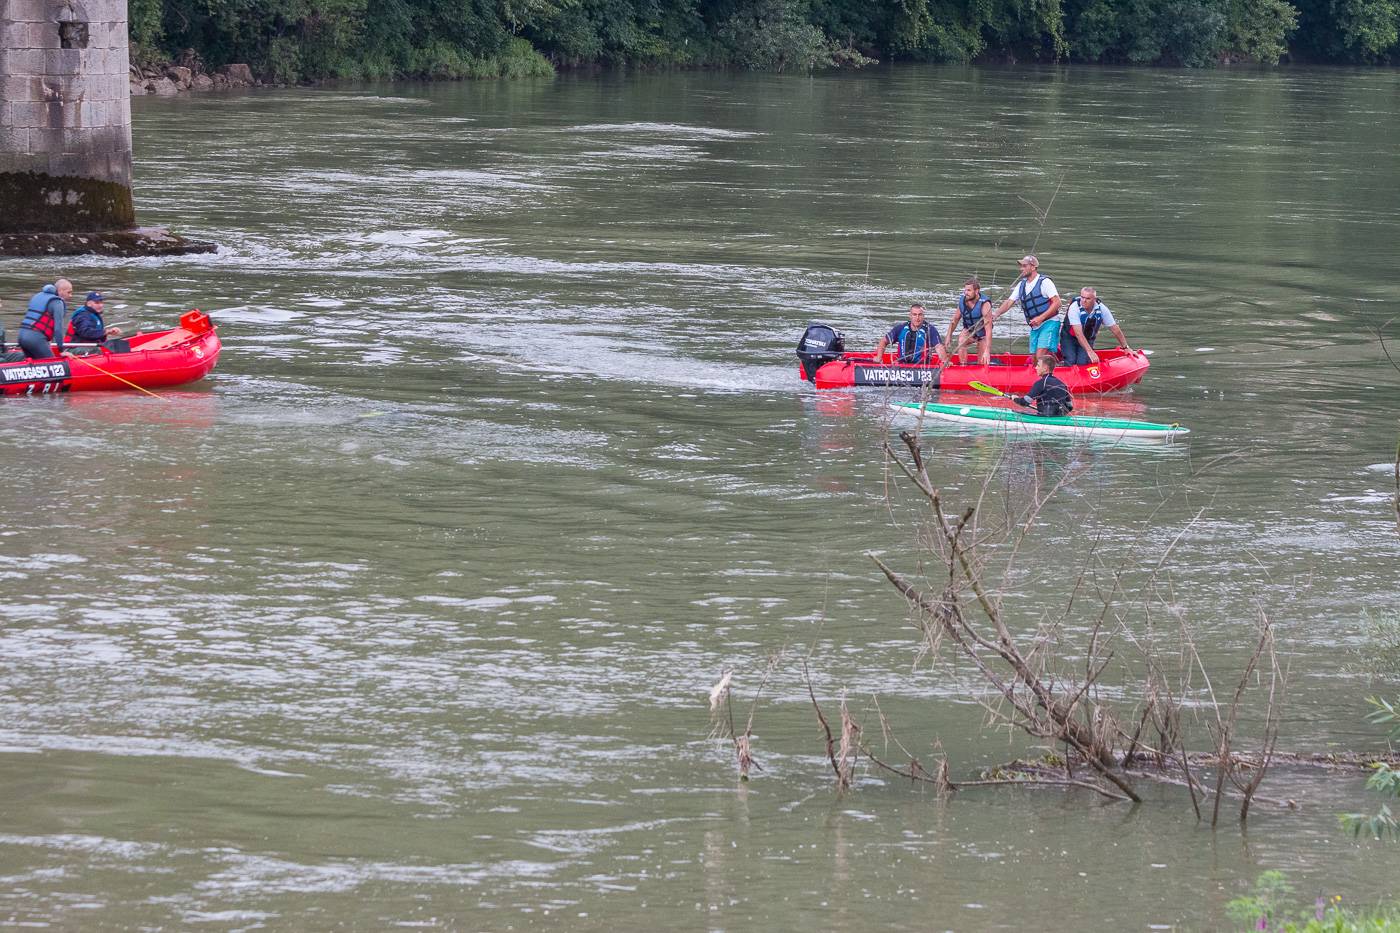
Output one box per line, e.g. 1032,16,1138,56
86,291,104,302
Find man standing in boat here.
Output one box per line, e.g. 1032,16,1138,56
875,303,949,365
1059,287,1134,366
945,277,993,366
990,255,1061,365
17,280,74,361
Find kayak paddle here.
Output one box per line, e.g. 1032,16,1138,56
968,380,1008,398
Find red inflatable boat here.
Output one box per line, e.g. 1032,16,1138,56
1,310,221,397
796,323,1148,393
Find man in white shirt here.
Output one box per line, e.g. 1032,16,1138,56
1060,287,1133,366
990,255,1061,364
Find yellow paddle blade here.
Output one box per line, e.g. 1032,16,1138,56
967,381,1006,397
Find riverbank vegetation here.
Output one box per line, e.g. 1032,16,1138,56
1228,871,1400,931
127,0,1400,83
707,424,1400,823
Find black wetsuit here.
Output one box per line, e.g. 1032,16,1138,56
1017,373,1073,417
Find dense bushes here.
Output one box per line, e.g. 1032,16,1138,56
125,0,1400,81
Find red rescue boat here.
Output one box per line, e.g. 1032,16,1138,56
1,310,221,397
796,323,1148,393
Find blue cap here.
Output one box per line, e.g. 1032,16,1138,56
86,291,104,302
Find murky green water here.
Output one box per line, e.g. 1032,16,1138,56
2,65,1399,929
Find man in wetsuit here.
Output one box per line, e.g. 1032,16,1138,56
875,303,949,365
17,280,73,360
990,255,1061,365
1010,356,1073,417
67,292,123,345
946,277,993,366
1059,286,1133,366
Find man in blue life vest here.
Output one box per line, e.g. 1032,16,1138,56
66,291,123,345
945,277,993,366
1010,356,1073,417
17,279,74,360
875,303,949,365
1058,286,1134,366
989,255,1061,365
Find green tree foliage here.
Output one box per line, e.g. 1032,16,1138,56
1227,0,1299,62
1340,696,1400,841
128,0,1400,78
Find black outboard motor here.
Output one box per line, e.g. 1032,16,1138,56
796,323,845,382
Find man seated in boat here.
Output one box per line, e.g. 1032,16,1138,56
874,304,949,366
66,292,124,350
1010,357,1073,417
945,277,993,366
1059,287,1134,366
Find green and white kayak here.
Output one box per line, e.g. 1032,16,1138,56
891,401,1190,443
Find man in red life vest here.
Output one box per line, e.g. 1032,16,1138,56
17,279,74,360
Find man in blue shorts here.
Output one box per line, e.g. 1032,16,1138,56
990,255,1061,365
875,303,949,365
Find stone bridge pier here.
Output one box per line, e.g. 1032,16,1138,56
0,0,209,255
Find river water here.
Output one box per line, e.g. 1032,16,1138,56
2,65,1399,929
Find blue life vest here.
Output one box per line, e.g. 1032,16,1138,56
21,286,64,340
1065,298,1104,343
892,322,938,364
958,293,989,331
1016,276,1052,324
67,307,106,342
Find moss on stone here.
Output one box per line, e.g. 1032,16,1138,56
0,171,136,233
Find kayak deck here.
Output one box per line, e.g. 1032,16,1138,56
891,400,1189,443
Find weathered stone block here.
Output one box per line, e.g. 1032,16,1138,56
26,126,71,153
5,0,53,23
0,74,43,100
192,73,213,91
2,21,34,50
55,100,85,129
3,153,51,175
166,65,192,86
43,47,83,75
27,21,61,50
147,76,178,96
11,101,50,128
0,126,28,152
8,48,48,74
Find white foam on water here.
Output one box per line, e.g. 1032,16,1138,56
563,122,761,139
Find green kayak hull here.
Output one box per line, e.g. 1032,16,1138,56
891,401,1190,442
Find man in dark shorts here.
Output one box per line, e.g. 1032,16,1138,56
17,280,73,360
875,303,949,365
946,277,993,366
